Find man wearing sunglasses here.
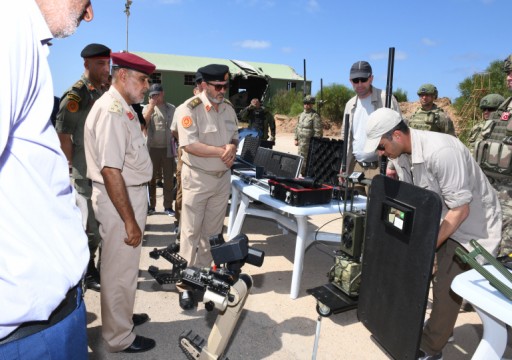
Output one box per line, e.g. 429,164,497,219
364,108,501,360
340,60,401,194
174,64,239,310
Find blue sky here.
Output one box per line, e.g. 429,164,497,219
49,0,509,102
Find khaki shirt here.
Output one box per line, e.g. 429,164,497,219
175,91,238,172
84,86,152,186
393,129,501,255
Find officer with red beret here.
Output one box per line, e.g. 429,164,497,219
84,52,157,353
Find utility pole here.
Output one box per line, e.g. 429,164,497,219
124,0,132,52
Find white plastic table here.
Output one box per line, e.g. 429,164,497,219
451,264,512,360
227,175,367,299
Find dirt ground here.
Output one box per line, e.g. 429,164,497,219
275,97,460,138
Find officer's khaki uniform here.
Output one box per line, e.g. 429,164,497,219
84,86,152,352
55,75,104,259
143,102,176,210
175,91,238,269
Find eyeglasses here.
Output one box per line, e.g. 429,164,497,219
376,143,386,151
352,78,369,84
207,82,229,91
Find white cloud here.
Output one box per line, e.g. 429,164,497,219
234,40,271,49
281,47,293,53
368,50,406,61
422,37,437,47
307,0,320,12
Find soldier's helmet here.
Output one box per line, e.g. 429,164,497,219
417,84,438,98
479,94,505,110
503,54,512,73
303,95,316,104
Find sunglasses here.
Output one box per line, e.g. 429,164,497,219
352,78,369,84
207,82,229,91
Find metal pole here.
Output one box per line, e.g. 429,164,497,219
124,1,132,52
303,59,307,97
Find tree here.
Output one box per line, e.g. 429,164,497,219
315,84,355,123
454,59,509,145
393,88,408,102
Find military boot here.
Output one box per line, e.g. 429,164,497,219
85,258,101,292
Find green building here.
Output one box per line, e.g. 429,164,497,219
133,52,310,114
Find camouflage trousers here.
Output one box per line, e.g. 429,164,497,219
495,183,512,257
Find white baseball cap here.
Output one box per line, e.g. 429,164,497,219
363,108,403,153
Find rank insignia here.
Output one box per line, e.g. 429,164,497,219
182,116,193,128
66,100,79,113
501,112,510,121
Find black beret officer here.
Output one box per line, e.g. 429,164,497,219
54,42,112,292
80,43,111,59
197,64,230,82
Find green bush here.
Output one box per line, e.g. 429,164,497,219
393,88,408,102
454,59,509,146
268,89,303,116
315,84,355,123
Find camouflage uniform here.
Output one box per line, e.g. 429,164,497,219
409,84,456,135
474,57,512,256
468,94,504,154
56,75,104,260
295,95,323,175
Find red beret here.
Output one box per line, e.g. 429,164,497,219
111,52,156,76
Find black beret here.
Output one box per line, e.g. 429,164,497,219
111,52,156,76
81,43,111,58
194,71,203,84
198,64,230,82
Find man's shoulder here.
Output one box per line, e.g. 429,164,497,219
186,96,203,110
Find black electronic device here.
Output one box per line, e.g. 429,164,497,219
340,211,365,258
148,233,264,360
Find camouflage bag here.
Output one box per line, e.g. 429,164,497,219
328,254,362,297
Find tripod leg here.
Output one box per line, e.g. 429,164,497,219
312,315,322,360
200,274,252,360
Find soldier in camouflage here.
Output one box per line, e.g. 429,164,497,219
408,83,456,136
474,54,512,257
467,93,504,154
55,43,111,291
295,95,323,175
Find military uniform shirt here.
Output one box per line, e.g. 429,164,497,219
408,105,456,136
176,91,238,172
55,75,104,180
84,86,152,186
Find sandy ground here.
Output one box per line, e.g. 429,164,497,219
84,133,512,360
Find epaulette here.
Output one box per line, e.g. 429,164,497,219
223,99,235,109
108,100,123,115
187,97,202,110
71,80,85,91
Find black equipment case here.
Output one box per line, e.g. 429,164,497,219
268,179,333,206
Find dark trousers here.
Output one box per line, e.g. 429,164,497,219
421,239,470,354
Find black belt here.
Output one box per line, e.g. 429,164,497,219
357,161,379,169
0,283,81,345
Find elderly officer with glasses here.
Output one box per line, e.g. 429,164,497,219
174,64,239,310
340,60,401,195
